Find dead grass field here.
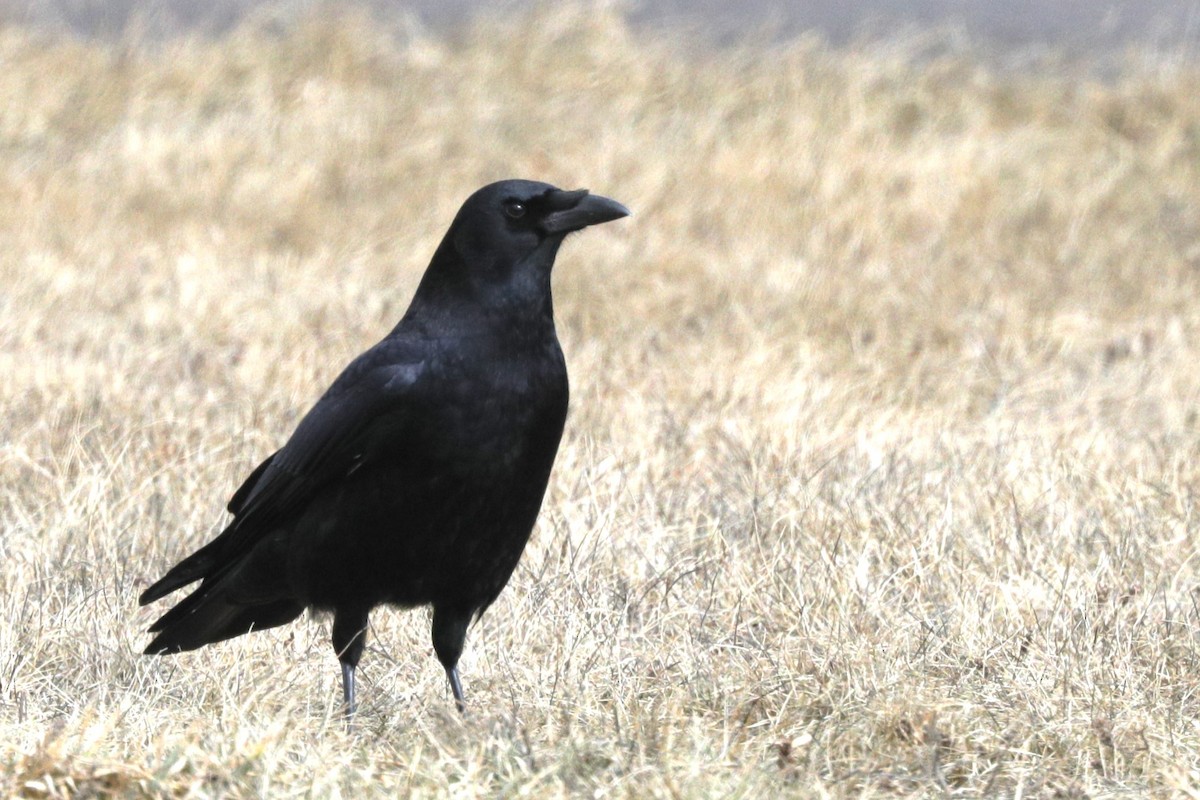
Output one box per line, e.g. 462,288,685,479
3,5,1200,797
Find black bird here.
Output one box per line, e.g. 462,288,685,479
138,179,629,715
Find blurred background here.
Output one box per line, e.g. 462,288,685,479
4,0,1200,796
2,0,1199,56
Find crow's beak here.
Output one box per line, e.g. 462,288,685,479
543,191,631,234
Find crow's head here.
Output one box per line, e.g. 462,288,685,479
443,179,627,278
460,178,628,246
411,179,628,322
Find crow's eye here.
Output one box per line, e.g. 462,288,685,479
503,200,526,219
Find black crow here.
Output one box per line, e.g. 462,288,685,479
139,179,629,716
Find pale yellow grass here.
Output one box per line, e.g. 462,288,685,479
3,5,1200,797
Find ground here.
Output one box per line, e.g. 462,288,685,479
2,5,1200,797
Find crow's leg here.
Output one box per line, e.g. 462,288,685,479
432,605,471,713
332,608,370,724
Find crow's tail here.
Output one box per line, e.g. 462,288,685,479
144,589,303,654
142,535,303,654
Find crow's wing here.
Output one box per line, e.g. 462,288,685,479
227,450,276,514
139,343,429,605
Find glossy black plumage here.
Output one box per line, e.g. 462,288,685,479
138,179,629,714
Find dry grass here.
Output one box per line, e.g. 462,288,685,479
2,4,1200,797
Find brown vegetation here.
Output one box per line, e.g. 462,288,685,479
2,5,1200,796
